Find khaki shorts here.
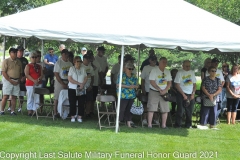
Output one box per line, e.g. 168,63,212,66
54,80,68,100
147,89,170,113
2,79,20,97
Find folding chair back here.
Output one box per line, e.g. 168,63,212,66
96,95,118,130
34,88,54,120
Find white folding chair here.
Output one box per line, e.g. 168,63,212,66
96,95,118,130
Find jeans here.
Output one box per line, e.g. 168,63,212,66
201,105,217,125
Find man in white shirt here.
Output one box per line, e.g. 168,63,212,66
148,57,172,128
81,54,95,117
206,58,225,119
53,49,73,118
87,50,101,115
95,46,108,86
140,55,158,125
174,60,196,128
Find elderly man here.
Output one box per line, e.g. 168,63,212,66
95,46,108,86
43,48,58,88
59,44,65,52
53,49,73,118
148,57,171,128
0,48,22,116
174,60,196,128
206,58,224,120
140,49,159,71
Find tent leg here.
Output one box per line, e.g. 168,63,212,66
137,45,140,106
115,45,125,133
3,36,6,60
41,40,44,62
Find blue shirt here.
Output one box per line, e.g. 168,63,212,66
44,53,58,71
116,73,138,99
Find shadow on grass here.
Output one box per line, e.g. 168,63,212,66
0,110,190,137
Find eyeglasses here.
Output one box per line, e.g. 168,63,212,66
162,72,165,78
31,56,37,59
211,70,217,72
128,68,134,71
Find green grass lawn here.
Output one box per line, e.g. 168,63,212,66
0,76,238,160
0,110,239,160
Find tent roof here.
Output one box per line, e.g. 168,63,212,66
0,0,240,52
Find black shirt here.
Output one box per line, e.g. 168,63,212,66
140,58,159,71
17,57,29,76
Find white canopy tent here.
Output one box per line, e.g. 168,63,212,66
1,0,240,132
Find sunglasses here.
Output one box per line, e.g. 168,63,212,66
128,68,134,71
37,55,41,57
211,70,217,72
31,56,37,59
162,72,165,78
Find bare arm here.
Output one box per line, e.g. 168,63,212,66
150,80,161,91
201,72,205,80
54,72,65,86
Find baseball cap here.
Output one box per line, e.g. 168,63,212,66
211,58,220,63
61,49,69,54
48,47,54,51
17,46,25,51
97,46,106,51
9,48,17,53
81,47,87,51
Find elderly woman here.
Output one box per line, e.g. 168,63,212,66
201,58,212,80
226,64,240,124
25,52,43,116
117,62,138,128
68,56,87,122
199,66,222,129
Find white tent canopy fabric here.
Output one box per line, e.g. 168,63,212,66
0,0,240,52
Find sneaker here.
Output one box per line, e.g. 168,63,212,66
162,126,168,129
17,108,22,112
71,118,75,122
197,125,208,130
77,118,82,123
142,119,148,125
153,120,160,125
11,112,17,116
7,107,11,112
0,112,5,115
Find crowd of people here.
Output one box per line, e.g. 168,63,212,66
0,46,239,130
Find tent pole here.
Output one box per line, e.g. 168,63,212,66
23,38,26,48
115,45,124,133
3,36,6,60
137,45,140,106
41,40,44,62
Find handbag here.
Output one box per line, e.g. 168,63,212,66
76,87,86,96
130,103,144,115
74,67,86,96
203,96,216,107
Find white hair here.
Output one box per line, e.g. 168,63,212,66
59,44,65,49
29,52,37,57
